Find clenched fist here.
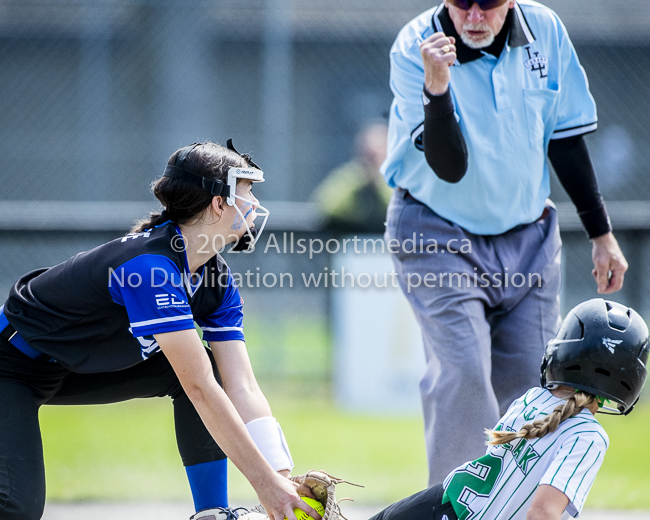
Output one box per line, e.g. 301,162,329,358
420,32,457,95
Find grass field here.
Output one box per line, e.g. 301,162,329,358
40,388,650,509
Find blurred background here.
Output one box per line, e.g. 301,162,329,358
1,0,649,512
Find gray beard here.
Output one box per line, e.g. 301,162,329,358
460,30,495,49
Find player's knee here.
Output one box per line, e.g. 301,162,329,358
0,491,45,520
0,498,45,520
167,377,185,399
0,459,46,520
167,347,219,400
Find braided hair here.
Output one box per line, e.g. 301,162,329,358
486,391,597,446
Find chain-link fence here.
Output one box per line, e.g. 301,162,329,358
1,0,650,383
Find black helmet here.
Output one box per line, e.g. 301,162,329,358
540,298,649,415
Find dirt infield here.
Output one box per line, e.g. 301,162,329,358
42,503,650,520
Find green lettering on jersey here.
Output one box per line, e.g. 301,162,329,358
511,438,526,460
443,453,503,520
516,445,540,474
523,407,537,421
499,427,515,451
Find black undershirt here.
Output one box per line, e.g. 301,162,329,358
548,135,611,238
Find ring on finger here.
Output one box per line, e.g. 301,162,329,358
442,45,450,53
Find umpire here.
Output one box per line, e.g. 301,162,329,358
382,0,627,485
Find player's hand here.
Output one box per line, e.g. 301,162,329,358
278,469,316,499
257,472,322,520
591,232,628,294
419,32,456,95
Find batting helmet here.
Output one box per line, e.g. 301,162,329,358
540,298,649,415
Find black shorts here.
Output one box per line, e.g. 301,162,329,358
370,484,458,520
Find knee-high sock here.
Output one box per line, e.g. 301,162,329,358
185,458,229,511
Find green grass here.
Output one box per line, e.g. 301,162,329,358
588,403,650,508
228,389,428,504
243,316,331,381
38,315,650,508
40,391,427,504
41,398,189,501
39,392,650,509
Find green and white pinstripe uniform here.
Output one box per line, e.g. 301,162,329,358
442,387,608,520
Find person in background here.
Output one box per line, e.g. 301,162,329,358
312,121,392,234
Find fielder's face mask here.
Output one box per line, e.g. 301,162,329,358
162,140,270,252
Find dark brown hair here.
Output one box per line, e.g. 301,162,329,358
132,141,249,233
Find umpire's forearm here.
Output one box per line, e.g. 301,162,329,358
422,88,468,183
547,134,611,238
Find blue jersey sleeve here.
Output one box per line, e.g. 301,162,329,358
108,254,195,337
196,269,245,343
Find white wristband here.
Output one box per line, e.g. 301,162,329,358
245,416,294,472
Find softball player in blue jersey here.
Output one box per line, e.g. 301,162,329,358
370,299,648,520
0,141,320,520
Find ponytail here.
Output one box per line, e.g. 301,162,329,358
131,210,169,233
486,391,597,446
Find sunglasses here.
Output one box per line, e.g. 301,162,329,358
447,0,509,10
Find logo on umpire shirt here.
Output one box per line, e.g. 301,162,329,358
524,46,548,79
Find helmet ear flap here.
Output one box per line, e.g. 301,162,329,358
640,340,650,366
624,396,640,416
539,355,549,388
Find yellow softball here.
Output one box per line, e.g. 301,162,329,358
286,497,325,520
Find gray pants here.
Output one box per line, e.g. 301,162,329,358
386,189,562,485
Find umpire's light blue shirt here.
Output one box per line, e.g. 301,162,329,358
382,0,597,235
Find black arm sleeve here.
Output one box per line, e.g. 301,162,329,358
421,88,468,183
547,134,612,239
